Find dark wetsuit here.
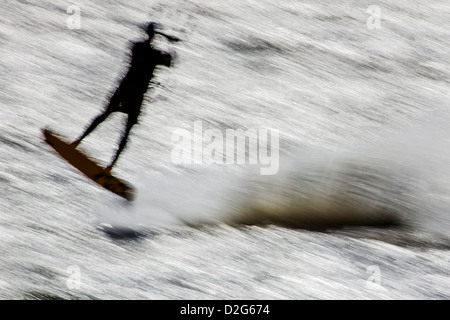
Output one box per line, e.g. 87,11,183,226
75,40,171,168
110,41,171,122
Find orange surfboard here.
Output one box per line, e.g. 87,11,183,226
42,128,135,201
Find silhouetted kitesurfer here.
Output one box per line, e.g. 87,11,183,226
71,22,180,172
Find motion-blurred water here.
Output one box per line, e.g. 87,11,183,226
1,0,450,299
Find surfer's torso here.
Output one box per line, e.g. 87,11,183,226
120,41,171,95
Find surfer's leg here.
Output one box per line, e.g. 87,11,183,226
72,111,111,147
72,90,122,147
107,120,134,170
106,96,143,170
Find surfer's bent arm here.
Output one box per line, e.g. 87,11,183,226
158,51,172,68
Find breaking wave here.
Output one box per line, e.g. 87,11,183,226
94,118,450,238
95,144,425,232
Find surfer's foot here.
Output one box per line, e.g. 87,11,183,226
70,140,81,148
104,165,113,174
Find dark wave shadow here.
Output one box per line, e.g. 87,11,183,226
96,223,158,241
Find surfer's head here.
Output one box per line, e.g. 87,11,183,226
146,22,156,40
